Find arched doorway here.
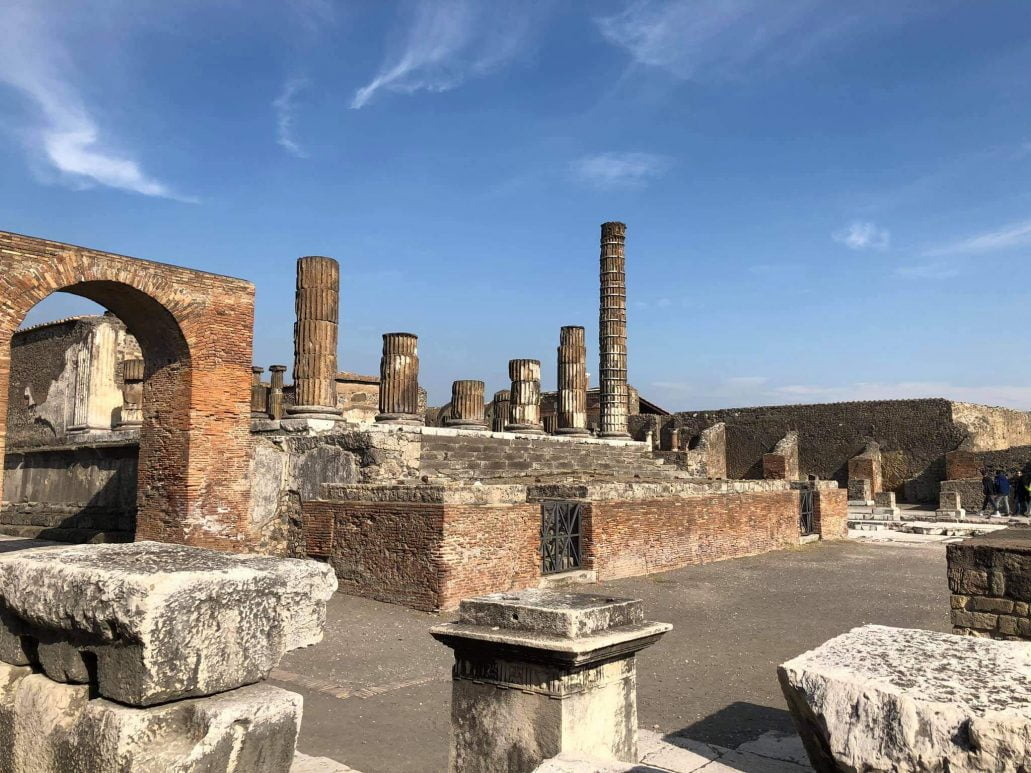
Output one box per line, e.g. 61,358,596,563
0,231,256,551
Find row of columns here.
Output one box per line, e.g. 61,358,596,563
279,221,631,436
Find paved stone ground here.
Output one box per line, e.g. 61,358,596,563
273,538,951,773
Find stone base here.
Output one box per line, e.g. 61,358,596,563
599,432,632,440
872,506,900,520
554,428,591,437
0,663,301,773
375,413,424,426
779,624,1031,772
937,508,967,520
279,416,341,433
505,424,545,435
445,420,488,431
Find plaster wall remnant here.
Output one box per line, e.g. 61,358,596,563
556,326,589,436
506,359,544,435
599,221,630,438
376,333,422,425
447,380,487,430
491,390,511,433
431,591,671,772
0,231,255,550
289,255,342,422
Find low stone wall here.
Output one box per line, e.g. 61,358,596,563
947,528,1031,639
940,478,989,514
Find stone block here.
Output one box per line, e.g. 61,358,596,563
432,591,671,773
779,624,1031,772
971,596,1014,615
0,541,337,706
0,662,301,772
873,491,895,509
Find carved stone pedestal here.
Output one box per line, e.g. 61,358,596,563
431,591,670,773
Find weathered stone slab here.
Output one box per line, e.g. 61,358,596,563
0,541,337,705
0,661,301,773
778,624,1031,772
458,591,644,638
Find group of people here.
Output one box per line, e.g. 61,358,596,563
980,468,1031,516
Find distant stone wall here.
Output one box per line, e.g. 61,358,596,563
951,402,1031,451
666,399,973,503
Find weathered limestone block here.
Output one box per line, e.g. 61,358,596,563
0,541,337,706
938,490,966,520
431,591,670,773
0,662,301,773
779,624,1031,772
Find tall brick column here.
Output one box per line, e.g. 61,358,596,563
505,359,544,434
268,365,287,420
250,366,268,419
556,325,589,436
288,256,341,421
599,221,630,438
377,332,423,425
491,390,510,433
448,380,487,430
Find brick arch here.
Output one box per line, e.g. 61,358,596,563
0,231,255,551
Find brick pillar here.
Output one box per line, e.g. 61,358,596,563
505,359,544,434
448,380,487,430
556,325,589,436
289,256,341,420
268,365,287,420
599,221,630,438
377,332,422,425
117,358,144,427
491,390,510,433
250,366,268,418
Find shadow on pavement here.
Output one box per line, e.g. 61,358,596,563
669,701,796,748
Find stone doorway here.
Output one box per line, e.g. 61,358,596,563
0,231,256,551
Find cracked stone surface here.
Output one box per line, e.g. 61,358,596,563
778,624,1031,772
0,541,337,705
0,661,301,773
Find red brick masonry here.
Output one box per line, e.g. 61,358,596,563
304,487,847,611
0,231,255,550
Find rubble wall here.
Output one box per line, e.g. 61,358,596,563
947,528,1031,639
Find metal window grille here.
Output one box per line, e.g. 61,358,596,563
799,488,816,536
541,500,582,575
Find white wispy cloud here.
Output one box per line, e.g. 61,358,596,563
273,78,309,158
924,218,1031,257
571,152,671,190
351,1,538,109
832,221,890,251
772,381,1031,410
595,0,884,82
0,1,190,200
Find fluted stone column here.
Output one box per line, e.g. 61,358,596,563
288,255,341,421
556,325,589,436
268,365,287,420
69,323,119,433
117,358,144,427
448,380,487,429
491,390,510,433
599,221,630,438
250,366,268,418
376,332,422,425
505,359,544,434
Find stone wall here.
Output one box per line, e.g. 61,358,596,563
1,441,137,541
666,399,979,503
951,402,1031,451
947,528,1031,639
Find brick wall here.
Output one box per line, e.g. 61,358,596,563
947,529,1031,640
0,231,255,551
813,488,848,540
582,490,803,581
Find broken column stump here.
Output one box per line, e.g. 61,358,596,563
506,359,544,435
779,624,1031,772
448,380,488,430
0,541,338,772
431,590,671,773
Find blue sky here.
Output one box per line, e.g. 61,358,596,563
3,1,1031,410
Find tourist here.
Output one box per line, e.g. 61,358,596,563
981,469,996,514
993,469,1011,517
1013,470,1028,516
